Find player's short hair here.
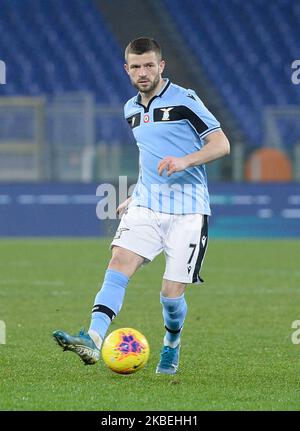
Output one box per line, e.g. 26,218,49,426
125,38,162,63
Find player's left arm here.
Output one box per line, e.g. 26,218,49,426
158,130,230,177
184,129,230,167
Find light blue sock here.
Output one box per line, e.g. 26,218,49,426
160,293,187,348
89,269,129,340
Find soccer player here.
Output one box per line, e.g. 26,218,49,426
53,38,230,374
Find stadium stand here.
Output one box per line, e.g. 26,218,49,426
97,0,243,179
0,0,299,238
163,0,300,148
0,0,299,181
0,0,132,103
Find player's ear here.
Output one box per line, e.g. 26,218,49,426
159,59,165,74
124,63,130,75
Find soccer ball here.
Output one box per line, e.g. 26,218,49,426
101,328,150,374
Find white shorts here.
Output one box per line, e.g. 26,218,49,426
111,206,209,284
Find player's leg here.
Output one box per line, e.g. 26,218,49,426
160,279,187,348
91,207,162,350
53,206,163,365
53,246,144,365
88,246,144,349
156,279,187,375
156,214,208,374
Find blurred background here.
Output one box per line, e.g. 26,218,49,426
0,0,299,237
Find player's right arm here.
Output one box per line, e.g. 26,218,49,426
183,129,230,167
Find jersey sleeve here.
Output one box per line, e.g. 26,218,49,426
124,100,130,119
185,89,221,138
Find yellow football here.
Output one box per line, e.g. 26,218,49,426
101,328,150,374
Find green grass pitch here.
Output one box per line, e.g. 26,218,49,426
0,238,299,411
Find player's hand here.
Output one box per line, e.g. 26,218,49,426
157,156,189,177
116,197,132,217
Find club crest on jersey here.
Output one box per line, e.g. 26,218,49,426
143,114,150,123
160,107,174,121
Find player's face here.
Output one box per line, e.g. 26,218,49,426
125,52,165,95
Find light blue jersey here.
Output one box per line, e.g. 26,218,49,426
124,79,221,215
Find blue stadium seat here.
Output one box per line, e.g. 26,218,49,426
0,0,133,104
164,0,300,148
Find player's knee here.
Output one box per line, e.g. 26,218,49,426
108,249,127,271
161,280,186,298
108,247,143,277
